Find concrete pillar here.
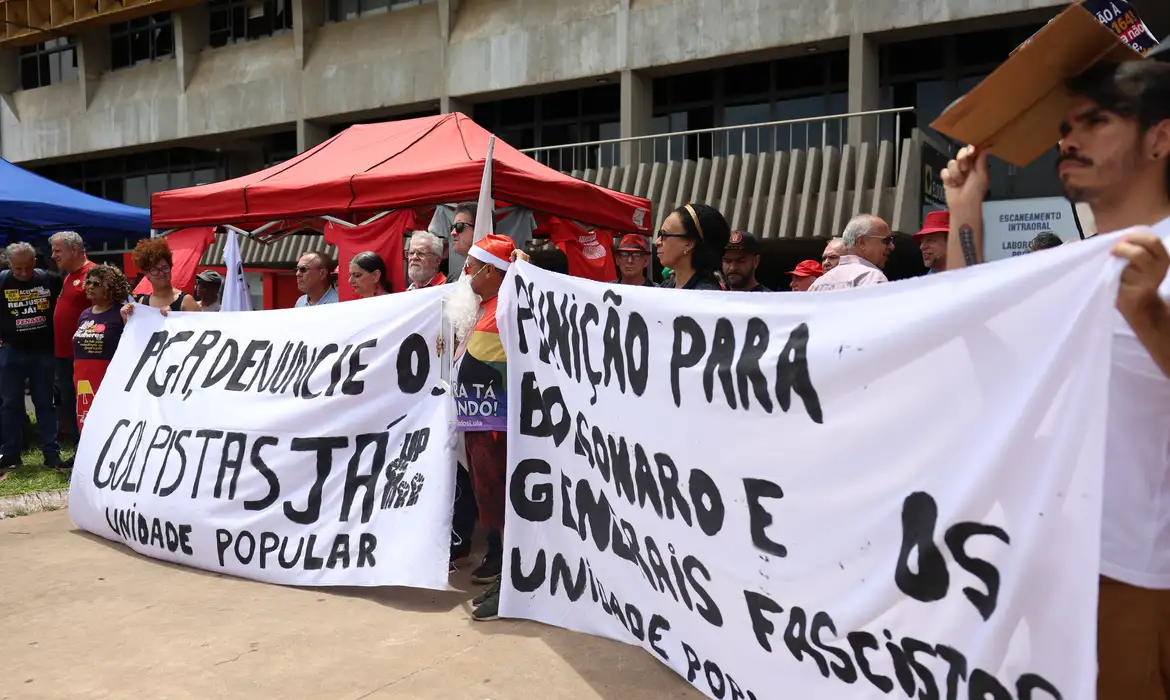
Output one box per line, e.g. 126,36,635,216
293,0,326,69
437,0,460,41
0,50,16,158
847,33,880,147
77,29,110,109
0,49,17,94
441,95,471,115
175,3,209,92
620,69,652,166
297,119,329,153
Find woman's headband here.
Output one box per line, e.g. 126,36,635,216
683,204,705,241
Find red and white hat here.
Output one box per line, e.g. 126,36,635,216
469,234,516,270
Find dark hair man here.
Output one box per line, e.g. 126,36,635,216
721,231,770,292
943,56,1170,700
1027,231,1065,252
195,270,223,311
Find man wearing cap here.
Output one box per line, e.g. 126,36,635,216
195,270,223,311
914,210,949,274
940,47,1170,699
722,231,770,292
787,260,823,291
452,234,515,623
614,234,654,286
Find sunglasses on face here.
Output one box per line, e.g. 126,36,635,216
864,235,895,246
451,221,472,234
296,265,321,274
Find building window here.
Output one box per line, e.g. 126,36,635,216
34,148,226,209
327,0,432,23
18,38,77,90
648,51,849,161
262,132,299,166
110,13,175,70
209,0,293,47
475,85,620,170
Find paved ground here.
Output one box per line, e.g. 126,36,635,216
0,511,702,700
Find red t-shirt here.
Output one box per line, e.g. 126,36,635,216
54,260,97,358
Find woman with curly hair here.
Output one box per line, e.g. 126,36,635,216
73,265,132,433
131,237,200,312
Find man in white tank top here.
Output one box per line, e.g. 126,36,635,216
944,55,1170,699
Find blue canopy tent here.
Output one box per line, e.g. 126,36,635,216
0,158,151,246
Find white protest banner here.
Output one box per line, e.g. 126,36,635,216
497,239,1120,700
982,197,1082,261
70,286,455,590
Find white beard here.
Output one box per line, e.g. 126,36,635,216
408,262,433,286
443,273,481,346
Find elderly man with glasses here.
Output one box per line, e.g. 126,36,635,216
406,231,447,290
808,214,892,292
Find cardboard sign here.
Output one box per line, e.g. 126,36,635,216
931,3,1142,167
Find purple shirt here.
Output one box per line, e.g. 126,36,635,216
73,306,124,361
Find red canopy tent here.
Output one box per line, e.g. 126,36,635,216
151,113,651,234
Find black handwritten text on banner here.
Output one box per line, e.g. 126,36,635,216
70,287,455,589
496,247,1119,699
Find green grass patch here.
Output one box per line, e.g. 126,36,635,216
0,446,77,498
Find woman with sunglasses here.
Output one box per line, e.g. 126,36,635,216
807,214,892,292
73,265,130,434
655,203,731,290
130,237,201,312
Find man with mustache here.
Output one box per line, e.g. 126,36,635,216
943,52,1170,700
406,231,447,290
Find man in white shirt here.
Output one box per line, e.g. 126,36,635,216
808,215,892,292
294,251,338,308
943,56,1170,700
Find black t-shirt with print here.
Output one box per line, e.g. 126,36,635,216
0,270,62,352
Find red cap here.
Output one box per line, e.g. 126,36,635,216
615,234,651,253
787,260,824,278
914,210,950,238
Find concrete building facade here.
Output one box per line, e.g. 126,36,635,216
1,0,1167,277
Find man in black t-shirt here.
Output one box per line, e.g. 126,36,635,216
0,242,63,471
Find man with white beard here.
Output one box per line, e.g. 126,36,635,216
406,231,447,290
445,234,516,620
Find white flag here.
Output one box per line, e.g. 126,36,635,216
221,230,252,312
473,136,495,243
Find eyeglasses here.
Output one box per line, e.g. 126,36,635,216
83,279,100,287
451,222,472,234
296,265,321,274
148,264,171,276
616,251,648,259
656,230,689,240
863,235,895,246
407,251,435,260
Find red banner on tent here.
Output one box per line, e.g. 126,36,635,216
132,227,215,298
325,210,417,301
534,215,616,283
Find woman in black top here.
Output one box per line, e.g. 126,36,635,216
131,237,201,312
655,203,730,290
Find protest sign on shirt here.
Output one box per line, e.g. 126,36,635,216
69,286,455,590
496,240,1120,700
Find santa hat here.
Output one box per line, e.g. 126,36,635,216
468,234,516,271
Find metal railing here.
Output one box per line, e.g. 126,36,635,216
521,107,914,176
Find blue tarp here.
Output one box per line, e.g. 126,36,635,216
0,158,151,244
